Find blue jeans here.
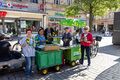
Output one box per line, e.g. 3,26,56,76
25,57,34,76
80,45,91,66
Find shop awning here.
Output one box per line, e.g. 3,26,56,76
0,10,46,20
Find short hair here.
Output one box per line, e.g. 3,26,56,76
84,27,89,30
38,28,44,34
26,28,32,33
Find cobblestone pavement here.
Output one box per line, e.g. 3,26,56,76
0,36,120,80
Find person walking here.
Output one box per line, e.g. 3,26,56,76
20,29,35,77
80,27,93,67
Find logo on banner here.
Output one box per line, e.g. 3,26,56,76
0,1,28,9
0,2,2,7
0,11,7,18
7,3,12,8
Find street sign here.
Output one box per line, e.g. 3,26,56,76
0,11,7,18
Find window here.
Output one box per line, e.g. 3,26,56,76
67,0,72,5
30,0,38,3
54,0,60,5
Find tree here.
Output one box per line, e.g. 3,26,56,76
65,0,120,31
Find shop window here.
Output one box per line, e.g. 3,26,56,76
30,0,38,3
54,0,60,5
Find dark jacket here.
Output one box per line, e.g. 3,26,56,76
44,28,54,44
62,33,72,47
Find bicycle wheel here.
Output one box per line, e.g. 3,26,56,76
12,43,22,52
90,45,98,58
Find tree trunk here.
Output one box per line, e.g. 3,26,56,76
89,3,93,32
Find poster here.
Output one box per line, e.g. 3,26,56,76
20,21,26,28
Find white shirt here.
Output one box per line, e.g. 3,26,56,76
75,33,81,42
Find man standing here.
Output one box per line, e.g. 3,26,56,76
44,23,54,44
62,27,72,47
80,27,93,67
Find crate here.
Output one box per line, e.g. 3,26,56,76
63,46,81,62
35,50,62,70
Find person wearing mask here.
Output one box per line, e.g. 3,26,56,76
80,27,93,67
35,28,46,50
19,29,35,77
62,27,72,47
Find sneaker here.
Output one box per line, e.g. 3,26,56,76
87,64,90,67
79,64,86,69
86,64,90,69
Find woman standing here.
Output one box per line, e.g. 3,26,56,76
20,29,35,77
80,27,93,67
35,28,46,50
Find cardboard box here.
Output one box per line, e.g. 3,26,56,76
44,45,60,51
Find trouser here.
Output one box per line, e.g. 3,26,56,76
63,41,70,47
25,57,35,75
80,45,91,66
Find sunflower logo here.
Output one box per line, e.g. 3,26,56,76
26,38,30,44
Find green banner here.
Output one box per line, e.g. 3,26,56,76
59,19,86,27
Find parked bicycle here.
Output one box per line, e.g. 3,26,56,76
90,36,102,58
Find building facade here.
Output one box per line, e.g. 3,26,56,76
93,12,114,32
45,0,73,27
0,0,83,34
0,0,47,34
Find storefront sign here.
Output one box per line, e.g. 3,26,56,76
60,19,86,27
12,4,28,9
0,11,7,18
0,1,28,9
0,1,42,13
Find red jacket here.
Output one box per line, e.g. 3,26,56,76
80,32,93,47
